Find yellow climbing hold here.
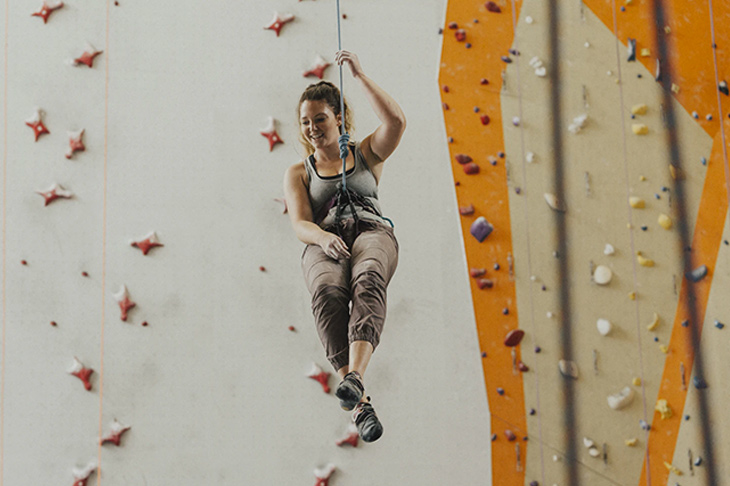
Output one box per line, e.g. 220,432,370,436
671,83,680,93
629,196,645,208
639,175,646,181
647,312,660,331
637,251,655,267
660,344,669,353
640,48,651,57
664,462,683,476
629,291,636,300
631,104,648,115
655,399,673,419
625,438,638,447
632,377,642,386
664,25,672,34
658,213,673,229
632,124,649,135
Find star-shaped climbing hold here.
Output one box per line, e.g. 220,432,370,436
113,284,136,321
65,129,85,159
303,55,331,79
26,108,50,141
130,231,164,255
68,357,94,391
31,1,64,24
37,183,73,206
100,419,131,446
72,463,96,486
264,11,294,37
73,44,103,68
260,116,283,151
314,464,336,486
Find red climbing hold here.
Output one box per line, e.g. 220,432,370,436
455,154,472,164
264,12,295,36
68,357,93,391
261,117,283,151
113,285,136,321
504,430,516,441
470,268,486,278
335,424,359,447
314,464,336,486
31,1,64,24
480,115,491,125
459,204,475,216
518,361,530,372
37,183,72,206
480,78,489,85
26,108,50,141
448,22,458,29
21,260,27,265
100,419,131,446
504,329,525,347
73,44,103,68
477,278,494,289
463,162,480,174
65,129,85,159
307,363,331,393
72,463,96,486
131,232,164,255
455,29,466,42
486,2,502,13
303,55,331,79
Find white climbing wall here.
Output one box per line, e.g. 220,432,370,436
1,1,492,485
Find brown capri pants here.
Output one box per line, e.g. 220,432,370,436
301,219,399,372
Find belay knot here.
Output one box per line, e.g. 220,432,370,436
338,133,350,160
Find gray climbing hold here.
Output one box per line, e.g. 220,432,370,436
686,265,708,282
693,376,708,389
627,38,637,61
470,217,494,242
559,359,579,379
694,456,703,466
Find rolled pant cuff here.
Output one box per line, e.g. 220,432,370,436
349,330,379,351
328,347,350,372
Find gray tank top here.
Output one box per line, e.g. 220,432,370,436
304,141,391,229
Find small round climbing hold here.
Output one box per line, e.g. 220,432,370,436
714,320,725,329
442,103,449,110
502,308,509,315
620,6,625,11
481,352,487,358
50,321,57,327
637,73,642,78
259,266,266,272
442,85,450,93
534,346,541,353
491,433,497,441
529,481,539,486
504,430,516,441
288,325,296,332
448,22,458,29
465,43,472,49
529,408,536,416
21,260,27,265
82,271,89,277
497,387,505,395
480,78,489,85
684,414,690,421
141,321,149,327
593,265,613,285
494,263,500,270
681,319,689,327
706,114,713,121
692,111,699,119
641,225,648,231
480,115,490,125
473,107,480,113
455,29,466,42
694,456,703,466
693,376,708,389
701,156,707,165
448,137,454,143
498,152,505,158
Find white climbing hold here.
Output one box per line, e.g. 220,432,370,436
625,438,638,446
583,437,594,448
525,15,534,24
604,243,615,255
547,311,554,318
607,386,635,410
559,359,579,379
588,447,601,458
526,151,535,163
584,41,590,48
596,318,612,336
544,193,566,212
568,113,588,134
658,213,672,229
593,265,612,285
535,66,547,77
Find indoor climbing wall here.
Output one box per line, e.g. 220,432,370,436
0,1,496,486
440,1,729,486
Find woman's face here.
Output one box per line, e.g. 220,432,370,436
300,100,340,150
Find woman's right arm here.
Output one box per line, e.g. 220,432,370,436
283,163,350,259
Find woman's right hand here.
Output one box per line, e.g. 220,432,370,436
318,231,351,260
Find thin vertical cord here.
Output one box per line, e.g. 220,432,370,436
1,0,8,484
651,1,718,484
608,2,653,484
546,1,578,485
96,1,111,484
508,1,546,484
707,0,730,203
336,0,347,191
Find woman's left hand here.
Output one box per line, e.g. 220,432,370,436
335,50,364,78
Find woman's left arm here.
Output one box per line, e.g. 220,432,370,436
336,51,406,167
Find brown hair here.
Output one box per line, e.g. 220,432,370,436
297,80,354,156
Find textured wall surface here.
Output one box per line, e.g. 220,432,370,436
0,1,493,485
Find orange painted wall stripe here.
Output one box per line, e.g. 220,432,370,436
439,1,526,484
582,1,730,484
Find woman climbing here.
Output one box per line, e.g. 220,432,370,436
283,50,405,443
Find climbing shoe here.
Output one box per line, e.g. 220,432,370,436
352,397,383,443
335,371,364,411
